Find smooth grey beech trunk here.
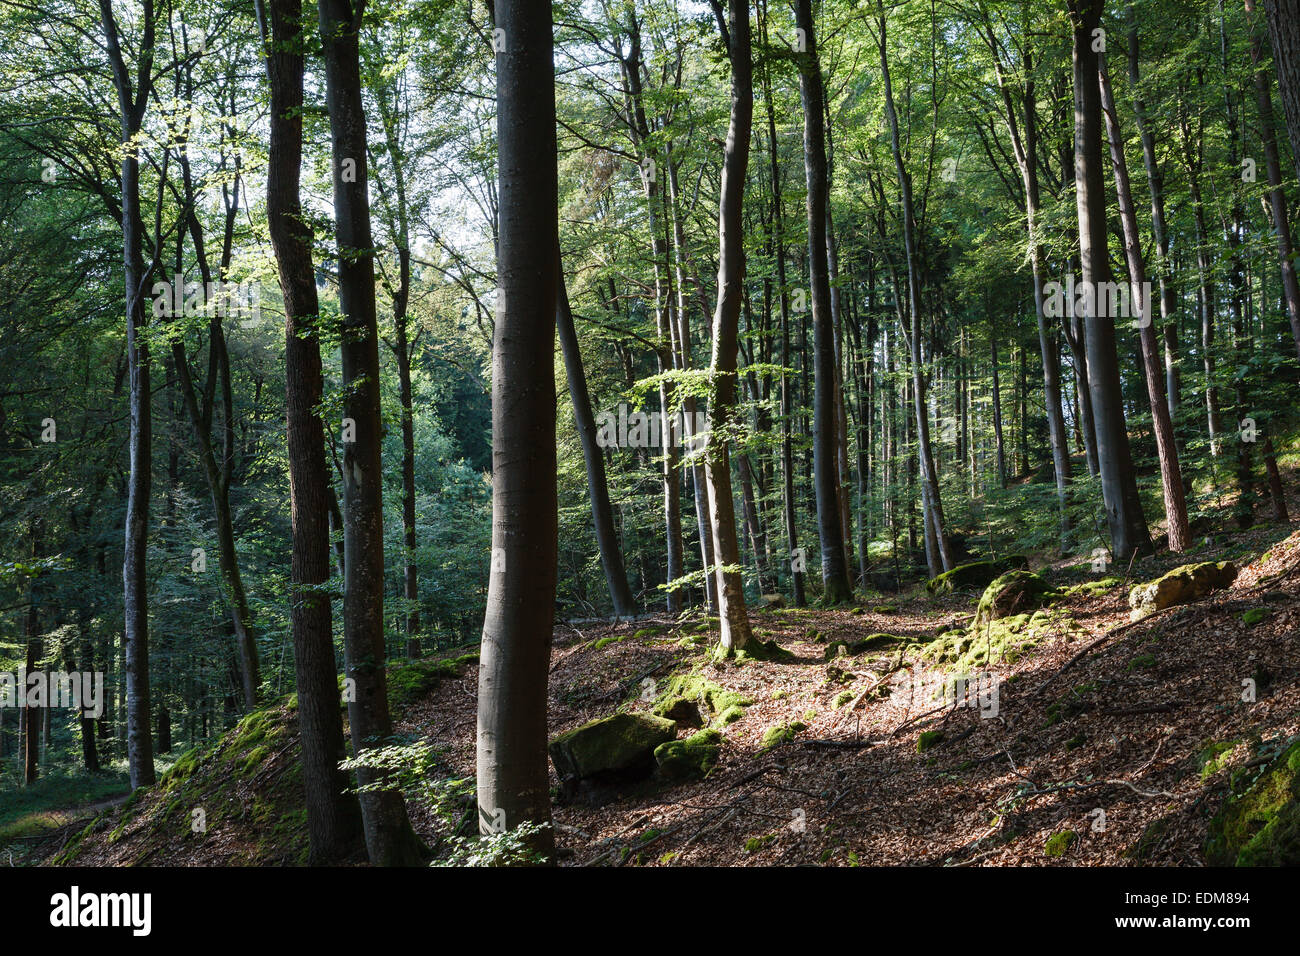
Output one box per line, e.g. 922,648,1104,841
475,0,559,859
1099,53,1190,552
878,4,953,575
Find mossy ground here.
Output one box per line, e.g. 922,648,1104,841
1205,739,1300,865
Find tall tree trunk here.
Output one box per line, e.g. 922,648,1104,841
1099,54,1190,551
1126,6,1184,427
100,0,156,790
556,258,637,617
665,149,719,612
475,0,559,858
260,0,362,865
1069,0,1152,561
1247,0,1300,363
757,15,806,606
797,0,852,601
878,4,952,573
318,0,422,866
704,0,755,652
1262,0,1300,179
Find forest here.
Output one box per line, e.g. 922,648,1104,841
2,0,1300,879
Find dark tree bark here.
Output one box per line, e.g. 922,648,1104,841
1126,5,1184,425
318,0,422,866
796,0,852,603
1247,0,1300,363
99,0,156,790
704,0,755,651
1069,0,1152,561
475,0,559,858
259,0,362,865
1099,54,1190,552
556,256,637,617
1263,0,1300,180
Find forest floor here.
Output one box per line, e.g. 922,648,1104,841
29,516,1300,867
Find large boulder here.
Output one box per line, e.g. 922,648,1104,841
548,712,677,785
975,570,1060,626
1128,561,1237,622
927,555,1029,594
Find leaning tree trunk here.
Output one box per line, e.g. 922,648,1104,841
556,257,637,618
1126,5,1184,426
1069,0,1151,562
796,0,852,603
261,0,362,865
1099,54,1190,552
318,0,422,866
704,0,756,653
475,0,560,859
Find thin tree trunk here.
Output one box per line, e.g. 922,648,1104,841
556,257,637,617
878,4,952,573
1069,0,1151,561
1247,0,1300,363
100,0,156,790
318,0,422,866
1099,53,1190,551
259,0,362,865
704,0,755,652
1262,0,1300,180
797,0,853,601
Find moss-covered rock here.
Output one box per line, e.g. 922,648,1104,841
651,669,753,729
548,712,677,782
1205,739,1300,866
823,633,909,661
654,728,723,782
974,570,1061,626
918,608,1070,671
759,720,806,750
926,555,1029,594
1128,561,1237,622
1241,607,1268,627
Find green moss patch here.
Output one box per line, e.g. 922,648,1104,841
1205,739,1300,866
652,669,753,729
654,728,723,782
1044,829,1077,857
387,651,479,710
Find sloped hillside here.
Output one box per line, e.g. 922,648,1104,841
47,527,1300,866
